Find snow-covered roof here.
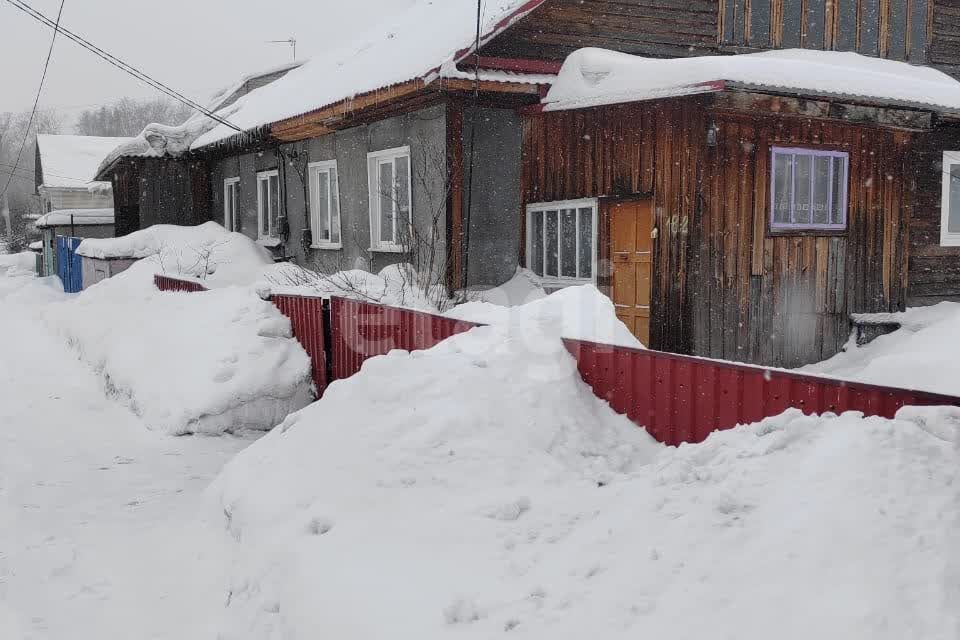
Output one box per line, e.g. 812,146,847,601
36,135,133,190
35,208,114,228
28,241,42,251
190,0,548,149
543,48,960,113
94,62,306,178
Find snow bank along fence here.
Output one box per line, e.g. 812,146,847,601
154,275,960,446
55,236,83,293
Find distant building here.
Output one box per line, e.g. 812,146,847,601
35,135,133,213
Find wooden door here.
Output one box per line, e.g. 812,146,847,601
611,200,653,345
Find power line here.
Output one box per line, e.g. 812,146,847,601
4,0,243,134
0,0,65,202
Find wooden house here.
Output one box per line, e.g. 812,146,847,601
94,0,960,367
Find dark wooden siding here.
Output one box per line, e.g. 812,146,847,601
481,0,720,60
931,0,960,77
482,0,943,69
521,97,914,367
522,100,705,354
109,157,211,236
906,125,960,305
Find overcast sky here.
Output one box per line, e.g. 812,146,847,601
0,0,414,124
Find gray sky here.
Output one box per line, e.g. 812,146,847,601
0,0,414,123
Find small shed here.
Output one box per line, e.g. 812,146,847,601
34,208,115,278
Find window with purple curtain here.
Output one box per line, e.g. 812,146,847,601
770,147,848,232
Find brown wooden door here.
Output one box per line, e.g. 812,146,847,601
611,200,653,345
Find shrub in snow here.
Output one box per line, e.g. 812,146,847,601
48,278,312,435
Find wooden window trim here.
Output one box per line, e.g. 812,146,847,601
940,151,960,247
223,177,239,232
525,198,599,288
768,146,849,235
366,146,412,253
256,169,280,244
308,160,342,250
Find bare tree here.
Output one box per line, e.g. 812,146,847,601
75,98,194,137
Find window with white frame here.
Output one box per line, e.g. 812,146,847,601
309,160,341,248
367,146,411,251
770,146,848,232
526,199,597,285
223,177,240,232
941,152,960,246
256,169,281,240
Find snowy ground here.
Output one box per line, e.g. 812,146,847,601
0,269,250,638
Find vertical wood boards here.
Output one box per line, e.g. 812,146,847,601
520,97,913,367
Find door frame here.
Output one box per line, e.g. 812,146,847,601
598,194,657,346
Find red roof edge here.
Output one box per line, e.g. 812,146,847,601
472,56,563,75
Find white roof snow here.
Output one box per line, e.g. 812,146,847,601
190,0,548,149
543,48,960,113
35,208,114,228
36,135,134,190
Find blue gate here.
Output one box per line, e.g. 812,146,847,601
56,236,83,293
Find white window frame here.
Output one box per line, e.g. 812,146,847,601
942,151,960,246
308,160,342,249
223,177,240,232
256,169,281,242
525,198,599,287
367,146,412,253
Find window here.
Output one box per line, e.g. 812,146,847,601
309,161,341,248
770,147,848,232
367,147,411,251
256,170,281,241
942,152,960,246
223,177,240,232
526,199,597,285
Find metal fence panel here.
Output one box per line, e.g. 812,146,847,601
563,338,960,446
56,236,83,293
154,274,209,293
270,294,328,397
329,297,480,380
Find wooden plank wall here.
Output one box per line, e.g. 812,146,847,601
905,125,960,304
522,100,706,355
521,97,913,367
722,0,930,61
137,158,212,229
931,0,960,77
693,109,912,367
480,0,720,60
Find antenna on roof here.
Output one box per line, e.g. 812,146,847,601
266,37,297,62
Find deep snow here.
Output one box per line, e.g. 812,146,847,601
211,307,960,638
0,267,250,638
47,239,314,435
804,301,960,396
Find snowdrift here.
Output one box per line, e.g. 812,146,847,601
48,264,312,435
210,308,959,638
804,301,960,396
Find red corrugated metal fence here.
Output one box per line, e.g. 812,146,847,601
270,294,329,394
154,274,209,293
564,338,960,446
328,296,481,380
149,275,960,446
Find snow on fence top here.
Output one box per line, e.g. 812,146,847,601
36,134,134,190
35,208,115,228
543,48,960,113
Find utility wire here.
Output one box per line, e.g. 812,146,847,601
461,0,484,291
0,0,65,202
4,0,243,133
